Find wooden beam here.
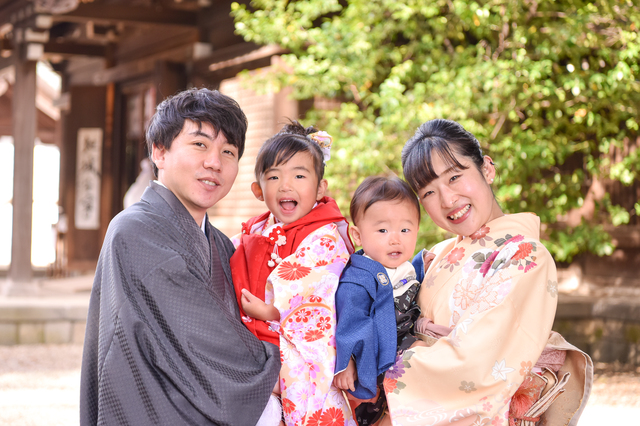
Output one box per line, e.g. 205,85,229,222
0,0,29,28
9,46,36,283
2,38,107,57
207,44,284,72
43,40,106,57
192,42,285,75
57,3,197,28
90,43,196,85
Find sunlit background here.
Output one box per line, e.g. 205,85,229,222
0,62,61,270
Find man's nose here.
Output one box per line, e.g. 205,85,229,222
203,150,222,171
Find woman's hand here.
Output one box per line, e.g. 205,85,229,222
241,289,280,321
423,250,436,273
333,358,357,392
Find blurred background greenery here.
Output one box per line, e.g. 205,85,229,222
231,0,640,262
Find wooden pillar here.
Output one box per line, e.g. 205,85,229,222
99,82,115,243
9,47,37,283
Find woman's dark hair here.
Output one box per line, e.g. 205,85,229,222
402,119,485,193
350,176,420,225
254,120,325,183
146,87,248,175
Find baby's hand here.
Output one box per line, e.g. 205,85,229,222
333,358,357,392
423,250,436,273
240,289,280,321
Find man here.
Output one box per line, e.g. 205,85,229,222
80,88,280,425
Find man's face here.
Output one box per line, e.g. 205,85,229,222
152,120,239,225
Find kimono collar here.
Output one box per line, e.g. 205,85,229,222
458,213,541,245
241,197,354,254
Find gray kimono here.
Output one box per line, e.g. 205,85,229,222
80,182,280,425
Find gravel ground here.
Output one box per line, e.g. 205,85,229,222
0,344,638,426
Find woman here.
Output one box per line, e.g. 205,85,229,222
383,119,592,426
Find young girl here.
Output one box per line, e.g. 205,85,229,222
230,121,356,426
333,176,434,426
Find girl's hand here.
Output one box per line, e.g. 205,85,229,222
333,358,357,392
241,289,280,321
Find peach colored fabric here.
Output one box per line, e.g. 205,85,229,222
385,213,558,426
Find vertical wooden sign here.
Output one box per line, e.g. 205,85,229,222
75,127,103,230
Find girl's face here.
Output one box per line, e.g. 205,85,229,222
416,151,503,237
251,152,327,225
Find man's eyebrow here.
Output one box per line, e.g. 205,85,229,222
188,130,214,140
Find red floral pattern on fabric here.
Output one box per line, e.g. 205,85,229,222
278,261,312,280
319,407,344,426
282,397,296,414
319,237,335,251
307,410,323,426
384,377,398,394
439,247,466,272
294,309,312,323
447,247,465,264
267,226,285,246
317,316,331,331
470,226,494,246
512,243,533,260
304,329,324,341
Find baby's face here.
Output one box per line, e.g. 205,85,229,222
351,199,420,269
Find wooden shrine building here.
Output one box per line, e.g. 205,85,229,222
0,0,303,287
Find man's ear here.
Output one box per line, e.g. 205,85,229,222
350,225,362,247
251,182,264,201
151,144,166,170
316,179,328,201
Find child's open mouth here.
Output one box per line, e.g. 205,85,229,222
279,199,298,212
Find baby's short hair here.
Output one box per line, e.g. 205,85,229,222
350,176,420,225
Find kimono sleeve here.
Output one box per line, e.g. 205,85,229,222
386,241,558,425
335,277,379,399
83,221,280,426
266,223,353,424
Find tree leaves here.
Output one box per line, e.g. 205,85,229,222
233,0,640,261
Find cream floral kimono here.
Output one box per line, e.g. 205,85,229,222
386,213,558,426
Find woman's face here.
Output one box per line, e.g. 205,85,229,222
416,151,503,237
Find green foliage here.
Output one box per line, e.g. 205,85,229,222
232,0,640,261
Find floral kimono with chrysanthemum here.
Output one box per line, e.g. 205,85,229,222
385,213,591,426
230,197,357,426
